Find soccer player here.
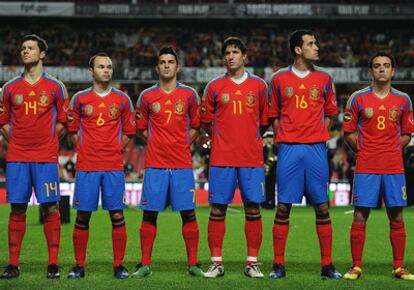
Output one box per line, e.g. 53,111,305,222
0,34,68,279
66,53,136,279
342,52,414,280
133,47,204,278
201,37,269,278
268,30,341,279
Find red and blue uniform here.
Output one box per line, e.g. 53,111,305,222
0,72,68,203
68,87,135,211
201,71,268,204
269,65,338,204
343,86,414,207
136,82,200,211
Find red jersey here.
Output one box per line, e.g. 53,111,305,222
0,72,69,162
67,87,136,171
269,65,338,143
343,86,414,174
136,82,200,168
201,72,268,167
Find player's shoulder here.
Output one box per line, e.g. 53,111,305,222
177,82,198,96
246,71,267,87
43,73,67,89
390,87,410,100
111,87,131,100
72,87,93,100
205,74,227,89
312,65,334,79
270,66,291,81
346,86,371,108
137,84,159,105
2,74,24,90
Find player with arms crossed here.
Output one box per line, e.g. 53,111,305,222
343,52,414,280
0,34,68,279
133,47,204,278
202,37,269,278
269,30,341,279
66,53,136,279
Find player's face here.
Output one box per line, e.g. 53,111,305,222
223,45,246,73
20,40,45,66
90,56,113,83
370,56,394,83
156,54,179,80
298,35,319,62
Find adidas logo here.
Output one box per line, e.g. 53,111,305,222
99,102,106,108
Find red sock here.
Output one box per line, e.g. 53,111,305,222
390,221,406,269
43,212,61,265
316,223,333,266
272,223,289,265
73,227,89,267
112,225,127,267
245,219,262,262
8,213,26,266
140,221,157,266
350,222,366,268
182,220,199,266
208,219,225,262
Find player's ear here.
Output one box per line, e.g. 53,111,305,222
243,53,247,64
155,64,159,75
391,67,395,77
88,67,94,78
294,46,302,56
40,51,46,60
176,63,181,73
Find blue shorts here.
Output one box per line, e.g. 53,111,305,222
208,166,265,204
73,171,126,211
277,143,329,205
6,162,60,204
141,168,196,212
352,173,407,208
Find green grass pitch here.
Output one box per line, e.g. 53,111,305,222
1,205,414,289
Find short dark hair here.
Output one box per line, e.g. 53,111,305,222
89,52,110,68
288,29,314,57
369,51,396,68
157,46,178,64
221,37,247,56
21,34,48,53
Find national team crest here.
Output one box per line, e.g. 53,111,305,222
109,104,119,119
389,108,399,122
364,107,373,118
15,94,23,105
344,112,352,122
175,100,185,115
39,92,49,107
310,87,320,100
285,87,294,98
246,92,255,107
85,105,93,116
221,94,230,103
152,102,161,113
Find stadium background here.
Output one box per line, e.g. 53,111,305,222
0,1,414,289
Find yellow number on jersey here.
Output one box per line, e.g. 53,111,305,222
232,100,242,114
24,101,37,115
295,95,308,109
377,116,386,130
96,112,105,126
44,182,58,197
164,110,172,124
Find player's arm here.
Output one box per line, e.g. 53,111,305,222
56,122,66,141
344,132,358,153
401,134,411,148
69,132,79,147
324,116,332,130
122,134,134,148
190,128,200,144
270,117,279,140
0,124,10,143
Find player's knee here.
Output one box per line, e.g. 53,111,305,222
110,210,125,227
209,203,227,221
11,203,28,215
75,217,90,230
40,202,59,216
274,203,291,224
143,210,158,225
180,209,196,224
314,202,329,216
244,202,261,221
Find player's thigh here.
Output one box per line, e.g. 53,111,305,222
276,143,305,203
304,143,329,204
381,174,407,207
352,173,381,208
208,166,237,204
73,171,101,211
238,167,265,203
31,162,60,203
141,168,169,212
101,171,126,211
169,168,196,211
6,162,32,203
